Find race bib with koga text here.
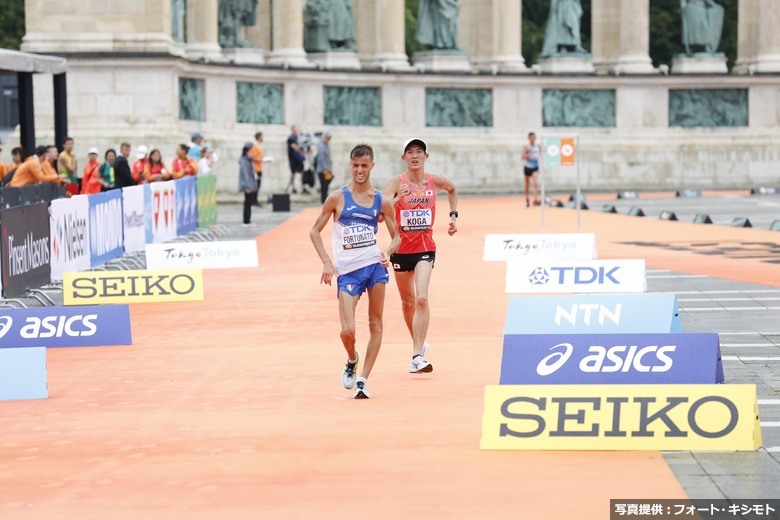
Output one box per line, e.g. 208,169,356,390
400,209,432,231
342,224,376,250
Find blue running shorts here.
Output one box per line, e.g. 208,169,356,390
337,263,389,297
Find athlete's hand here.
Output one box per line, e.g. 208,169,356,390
448,217,458,236
397,184,411,199
379,250,390,268
321,260,335,285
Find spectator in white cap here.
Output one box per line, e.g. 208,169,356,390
80,147,102,195
188,132,204,160
132,145,149,184
315,130,333,204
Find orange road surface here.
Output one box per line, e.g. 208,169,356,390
4,196,775,519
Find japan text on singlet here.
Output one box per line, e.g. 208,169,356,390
331,186,383,275
395,173,436,254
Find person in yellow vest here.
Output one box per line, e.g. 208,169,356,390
171,143,199,179
57,136,79,195
8,145,59,187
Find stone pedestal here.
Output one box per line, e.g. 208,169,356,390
672,54,728,74
308,51,361,70
538,55,595,74
221,48,265,66
412,51,471,73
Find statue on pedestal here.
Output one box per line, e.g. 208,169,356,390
681,0,724,55
415,0,459,51
218,0,259,48
304,0,357,53
540,0,587,57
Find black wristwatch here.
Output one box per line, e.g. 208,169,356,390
449,210,458,218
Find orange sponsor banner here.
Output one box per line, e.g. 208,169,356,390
560,138,575,167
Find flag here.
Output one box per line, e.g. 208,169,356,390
545,137,560,166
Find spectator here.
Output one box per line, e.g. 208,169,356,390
44,145,61,183
57,136,79,195
286,125,305,194
315,131,334,204
238,141,256,227
81,147,103,194
8,145,59,187
248,131,264,206
99,148,116,190
0,139,7,180
198,145,216,175
132,145,149,184
171,144,199,178
1,147,24,186
188,132,204,160
113,141,135,189
143,149,170,182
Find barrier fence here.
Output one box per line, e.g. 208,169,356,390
0,178,218,299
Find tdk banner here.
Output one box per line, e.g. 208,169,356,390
0,305,132,348
500,333,724,385
503,294,682,335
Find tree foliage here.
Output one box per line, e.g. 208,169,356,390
0,0,25,50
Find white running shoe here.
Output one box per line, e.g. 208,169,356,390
354,380,370,399
342,352,359,389
409,354,433,373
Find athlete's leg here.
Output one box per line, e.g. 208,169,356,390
393,269,416,338
524,173,530,206
411,260,434,356
338,291,360,361
532,171,540,203
361,282,386,379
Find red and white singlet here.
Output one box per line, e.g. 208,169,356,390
395,173,437,254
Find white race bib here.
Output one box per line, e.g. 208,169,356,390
400,208,432,232
342,224,377,250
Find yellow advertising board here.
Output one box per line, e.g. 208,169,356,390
481,384,761,451
63,269,204,305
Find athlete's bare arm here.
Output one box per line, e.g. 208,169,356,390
379,195,401,266
432,174,458,236
309,190,344,285
383,175,410,207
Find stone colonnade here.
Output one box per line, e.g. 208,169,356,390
20,0,780,74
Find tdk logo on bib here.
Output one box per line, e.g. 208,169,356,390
0,305,132,349
499,333,723,384
507,259,646,293
401,209,432,231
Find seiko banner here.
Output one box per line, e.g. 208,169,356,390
197,174,217,228
500,333,724,385
122,185,146,253
0,305,132,348
0,347,47,400
1,202,51,298
89,190,124,267
63,269,204,305
480,384,762,451
175,177,198,236
146,181,177,243
484,233,597,261
145,240,259,270
49,196,90,281
503,294,682,335
506,259,647,293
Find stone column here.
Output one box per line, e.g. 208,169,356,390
186,0,222,61
353,0,411,70
735,0,780,74
460,0,526,72
268,0,311,67
592,0,654,74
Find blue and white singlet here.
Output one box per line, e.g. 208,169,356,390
331,186,383,275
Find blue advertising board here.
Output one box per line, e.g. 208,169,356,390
0,305,132,348
500,333,724,385
504,294,682,335
88,190,124,267
0,347,47,400
176,177,198,235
